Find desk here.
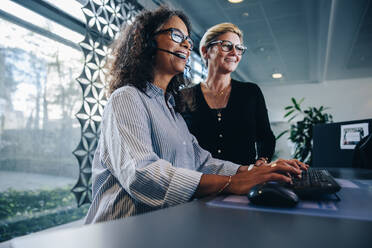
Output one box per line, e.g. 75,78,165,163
11,168,372,248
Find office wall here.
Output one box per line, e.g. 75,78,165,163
260,77,372,158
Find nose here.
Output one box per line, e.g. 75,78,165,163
181,39,192,51
229,45,238,55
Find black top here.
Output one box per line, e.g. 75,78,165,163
182,79,275,165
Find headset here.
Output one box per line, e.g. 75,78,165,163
149,38,187,59
148,37,191,72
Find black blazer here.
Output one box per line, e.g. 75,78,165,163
182,79,275,165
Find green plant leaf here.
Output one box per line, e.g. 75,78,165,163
275,130,288,140
284,106,293,110
284,109,295,118
291,97,302,111
287,114,298,122
291,97,297,106
283,97,333,166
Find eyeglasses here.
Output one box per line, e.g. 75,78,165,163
154,28,194,50
207,40,247,55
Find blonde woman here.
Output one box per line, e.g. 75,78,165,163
183,23,276,166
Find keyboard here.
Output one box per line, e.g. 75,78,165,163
288,168,341,199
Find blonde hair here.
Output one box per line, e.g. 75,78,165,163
199,23,243,66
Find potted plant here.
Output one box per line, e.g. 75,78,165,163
277,98,333,165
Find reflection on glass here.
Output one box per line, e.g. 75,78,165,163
0,17,87,242
189,51,206,84
0,0,84,44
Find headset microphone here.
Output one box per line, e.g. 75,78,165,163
157,48,186,59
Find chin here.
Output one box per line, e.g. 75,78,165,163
228,65,239,72
173,64,186,74
219,63,237,72
220,67,236,74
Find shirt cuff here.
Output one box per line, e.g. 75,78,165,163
164,167,202,206
218,161,240,176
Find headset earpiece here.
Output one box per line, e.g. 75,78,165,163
150,39,157,49
147,39,157,55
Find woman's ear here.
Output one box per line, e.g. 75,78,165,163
201,46,208,61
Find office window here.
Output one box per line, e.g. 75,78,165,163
0,1,208,241
0,2,88,242
189,51,207,85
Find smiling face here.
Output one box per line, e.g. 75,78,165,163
153,16,191,78
204,31,243,74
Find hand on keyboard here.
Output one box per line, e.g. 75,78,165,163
286,168,341,199
267,159,309,180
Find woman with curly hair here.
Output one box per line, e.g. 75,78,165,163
85,6,306,224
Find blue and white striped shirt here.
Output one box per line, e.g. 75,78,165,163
85,83,240,224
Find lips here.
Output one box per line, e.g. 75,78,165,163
175,50,188,59
225,57,237,62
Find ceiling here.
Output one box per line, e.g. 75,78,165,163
145,0,372,85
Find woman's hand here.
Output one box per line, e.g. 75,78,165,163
228,160,303,195
237,165,249,173
273,158,309,171
236,158,308,174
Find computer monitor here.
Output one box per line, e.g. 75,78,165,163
312,119,372,168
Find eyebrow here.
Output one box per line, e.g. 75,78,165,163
176,28,189,37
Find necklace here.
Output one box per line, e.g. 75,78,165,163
201,82,231,109
202,82,231,96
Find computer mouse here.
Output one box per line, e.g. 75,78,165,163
248,183,299,208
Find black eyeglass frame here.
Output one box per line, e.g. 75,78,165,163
207,40,247,55
153,28,194,50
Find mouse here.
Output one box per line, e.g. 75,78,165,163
247,183,299,208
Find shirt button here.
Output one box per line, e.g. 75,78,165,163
217,149,222,154
182,141,186,145
219,134,223,138
218,117,221,122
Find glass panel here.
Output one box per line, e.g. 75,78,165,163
189,51,206,85
193,61,203,75
0,14,87,242
192,73,203,85
0,0,84,44
43,0,85,23
191,52,204,74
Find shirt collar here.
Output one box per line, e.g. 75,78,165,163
146,82,176,107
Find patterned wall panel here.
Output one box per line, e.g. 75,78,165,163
72,0,143,206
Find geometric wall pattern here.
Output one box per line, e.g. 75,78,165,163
72,0,143,206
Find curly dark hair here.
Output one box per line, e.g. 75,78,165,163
106,6,193,112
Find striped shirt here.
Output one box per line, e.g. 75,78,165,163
85,83,240,224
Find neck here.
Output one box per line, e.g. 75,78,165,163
204,69,231,92
153,70,173,92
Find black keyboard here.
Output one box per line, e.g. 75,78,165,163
289,168,341,199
